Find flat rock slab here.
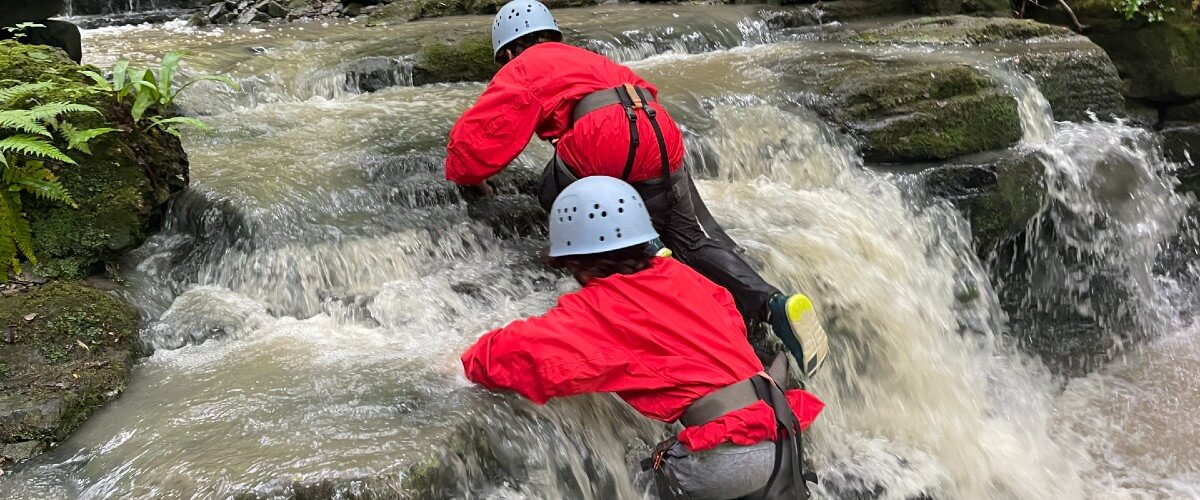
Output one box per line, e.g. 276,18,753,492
0,282,140,470
826,15,1127,126
775,52,1023,162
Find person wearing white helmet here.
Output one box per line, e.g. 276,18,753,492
445,0,828,379
461,177,823,499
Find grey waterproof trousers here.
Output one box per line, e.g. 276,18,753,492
635,440,792,500
538,158,780,324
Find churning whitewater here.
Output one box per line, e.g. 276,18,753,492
3,6,1198,499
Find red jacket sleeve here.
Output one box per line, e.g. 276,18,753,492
460,295,645,404
445,61,543,186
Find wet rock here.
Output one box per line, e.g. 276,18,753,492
257,0,290,18
823,15,1126,142
411,34,499,85
1162,122,1200,168
0,440,43,464
1031,1,1200,110
777,53,1021,162
1012,40,1126,122
0,0,64,25
341,2,363,17
343,56,413,93
1164,100,1200,122
237,6,270,22
0,282,140,470
757,7,823,30
837,15,1073,45
366,0,601,25
816,0,914,21
923,150,1047,250
1,41,189,278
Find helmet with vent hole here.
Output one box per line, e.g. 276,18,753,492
548,176,658,257
491,0,561,59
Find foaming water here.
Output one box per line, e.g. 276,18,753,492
694,105,1084,498
4,10,1199,499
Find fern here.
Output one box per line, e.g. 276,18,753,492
7,162,78,208
0,190,32,279
0,82,52,104
0,80,116,279
55,122,117,154
0,110,52,136
25,102,100,121
0,135,76,165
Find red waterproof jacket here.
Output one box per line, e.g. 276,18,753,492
445,42,687,186
461,258,824,452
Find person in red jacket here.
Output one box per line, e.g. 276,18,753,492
461,176,823,499
446,0,829,378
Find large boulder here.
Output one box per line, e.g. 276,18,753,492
776,52,1022,162
832,15,1127,123
1032,0,1200,107
367,0,600,25
0,41,189,278
923,150,1047,250
0,281,140,469
412,34,499,85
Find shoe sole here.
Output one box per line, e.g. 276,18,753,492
786,294,829,377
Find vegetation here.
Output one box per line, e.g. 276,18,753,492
0,82,115,279
82,51,239,139
1115,0,1177,21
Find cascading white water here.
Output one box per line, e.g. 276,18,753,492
3,8,1199,499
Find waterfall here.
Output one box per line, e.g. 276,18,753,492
3,9,1198,499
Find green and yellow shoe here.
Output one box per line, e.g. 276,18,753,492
768,293,828,378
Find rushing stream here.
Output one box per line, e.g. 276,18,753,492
4,5,1199,499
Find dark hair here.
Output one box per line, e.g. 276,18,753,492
496,29,563,64
547,243,654,285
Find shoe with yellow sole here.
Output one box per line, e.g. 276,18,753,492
768,293,828,378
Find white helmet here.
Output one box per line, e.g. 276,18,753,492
491,0,561,60
548,177,659,257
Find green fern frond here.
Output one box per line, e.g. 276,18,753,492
0,110,53,137
12,165,78,208
7,192,35,266
0,135,76,165
58,122,117,154
26,102,101,121
0,190,27,279
0,82,52,105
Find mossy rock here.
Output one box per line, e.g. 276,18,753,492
842,15,1073,45
835,15,1127,123
0,281,139,468
412,34,500,85
924,150,1047,250
778,53,1021,162
366,0,599,25
1012,41,1126,121
0,40,188,278
1032,0,1200,104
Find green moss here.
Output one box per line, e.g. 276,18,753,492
865,89,1021,162
365,0,421,26
849,16,1072,45
967,155,1046,249
412,35,500,85
0,282,139,446
820,61,1023,162
0,40,188,278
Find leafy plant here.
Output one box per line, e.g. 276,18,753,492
0,83,116,279
1,22,44,41
82,51,238,138
1115,0,1176,21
